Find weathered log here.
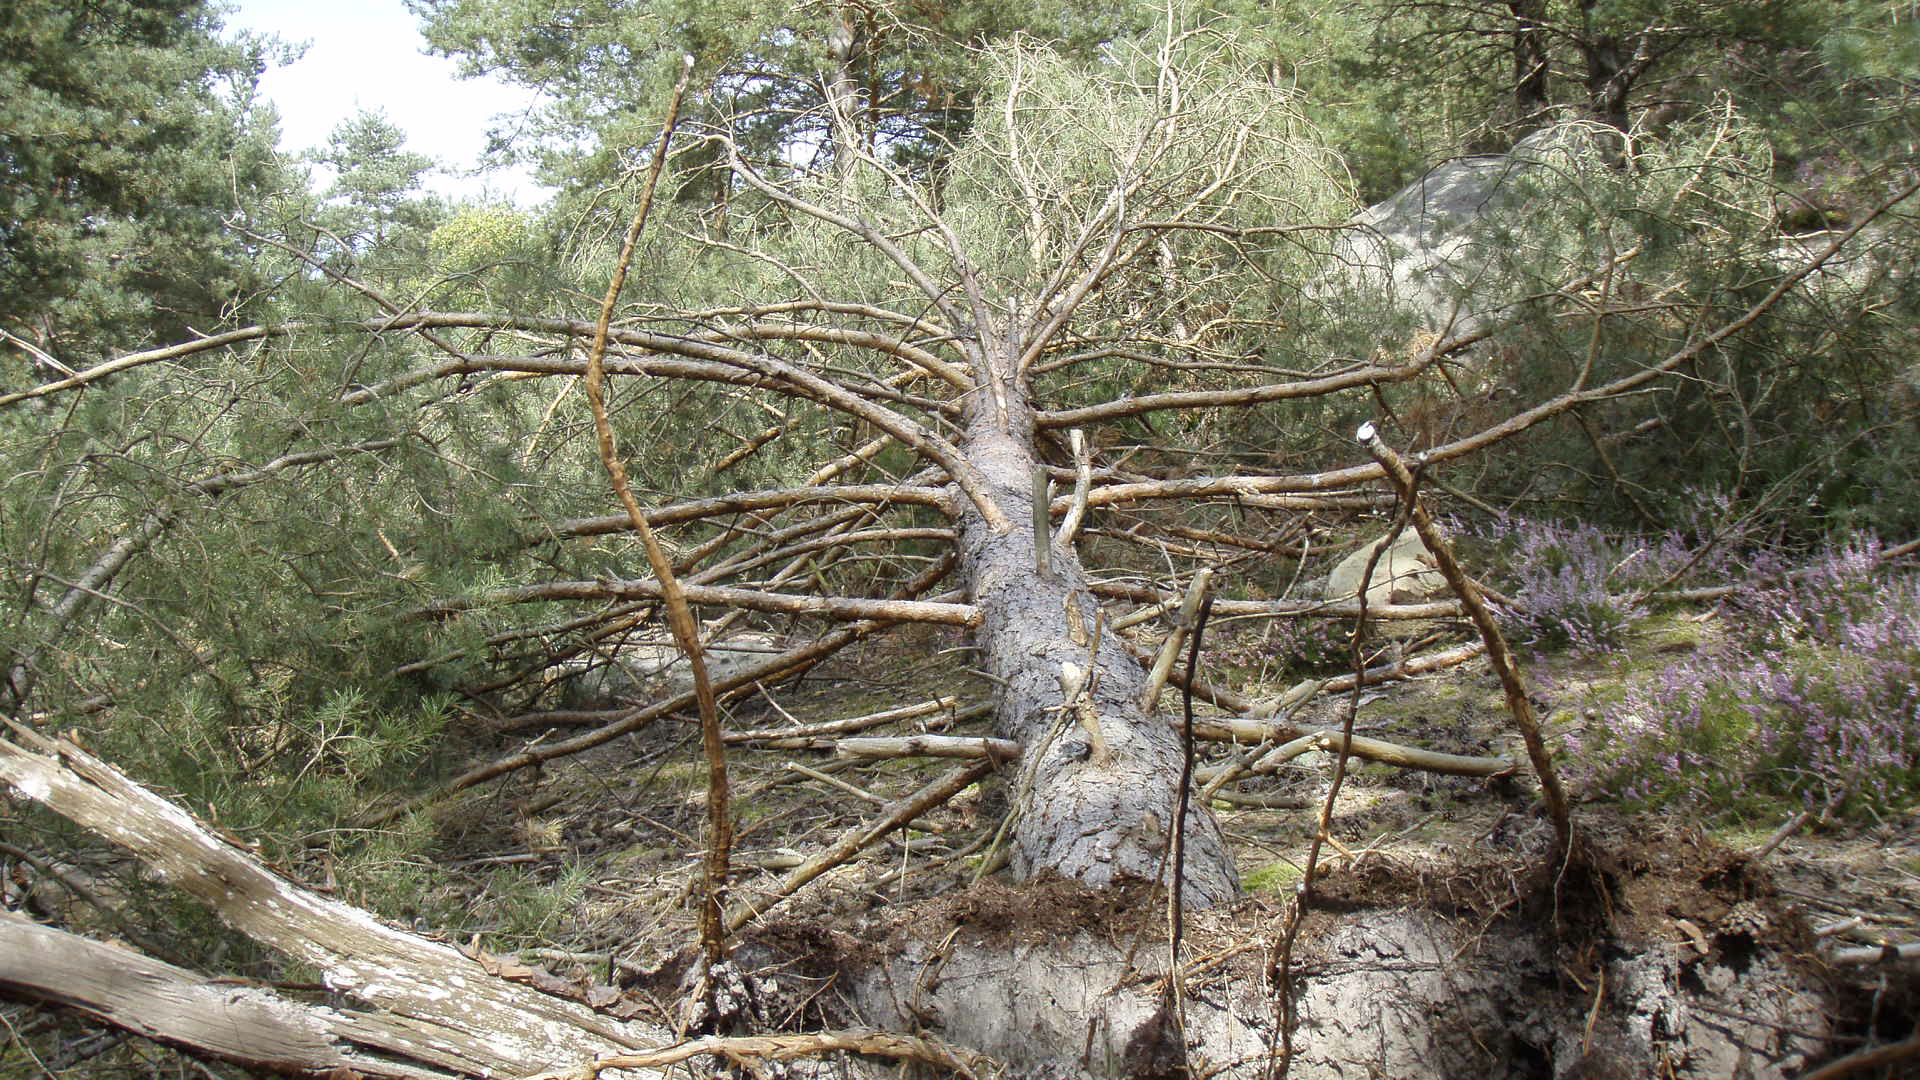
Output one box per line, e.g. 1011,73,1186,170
0,913,452,1080
0,723,659,1076
955,379,1240,909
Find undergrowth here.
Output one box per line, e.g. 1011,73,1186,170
1486,529,1920,823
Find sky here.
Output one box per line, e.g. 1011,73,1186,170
223,0,552,206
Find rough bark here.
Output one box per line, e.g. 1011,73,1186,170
1507,0,1551,133
957,375,1239,908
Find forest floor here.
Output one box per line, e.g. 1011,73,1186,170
406,615,1920,1076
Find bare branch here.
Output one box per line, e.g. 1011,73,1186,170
522,1027,997,1080
417,579,979,626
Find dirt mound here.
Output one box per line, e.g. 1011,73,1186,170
723,830,1855,1079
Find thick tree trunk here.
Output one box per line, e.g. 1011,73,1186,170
955,372,1239,908
1583,36,1633,133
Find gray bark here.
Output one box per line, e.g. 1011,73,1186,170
957,374,1239,908
825,10,866,170
1507,0,1551,134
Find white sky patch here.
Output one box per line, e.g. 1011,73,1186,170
224,0,553,206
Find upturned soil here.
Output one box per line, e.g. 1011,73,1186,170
416,619,1920,1078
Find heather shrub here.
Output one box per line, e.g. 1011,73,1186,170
1575,541,1920,819
1469,517,1690,653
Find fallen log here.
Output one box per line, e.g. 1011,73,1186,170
0,912,451,1080
0,722,658,1076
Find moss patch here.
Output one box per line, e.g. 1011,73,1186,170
1242,860,1304,894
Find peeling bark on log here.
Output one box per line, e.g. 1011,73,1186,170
0,912,454,1079
0,724,660,1077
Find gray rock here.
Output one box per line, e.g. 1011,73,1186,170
1322,529,1448,605
1328,122,1619,334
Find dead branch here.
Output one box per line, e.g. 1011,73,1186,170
581,61,733,965
1794,1033,1920,1080
1312,641,1487,692
724,760,995,932
372,556,961,824
1826,943,1920,967
367,623,881,827
1036,345,1453,428
712,421,787,472
1656,537,1920,604
1359,423,1570,855
1119,626,1486,712
0,324,279,407
721,322,972,390
1141,568,1213,713
1195,680,1323,801
816,693,1511,777
835,735,1023,761
520,1027,997,1080
1193,723,1513,778
542,482,950,541
417,579,979,627
1092,579,1464,620
725,696,987,743
1054,428,1094,551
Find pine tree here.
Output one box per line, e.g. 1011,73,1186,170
0,0,288,366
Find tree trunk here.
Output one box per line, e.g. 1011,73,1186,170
956,367,1239,908
825,9,866,170
1575,0,1634,134
1583,35,1633,133
1506,0,1551,135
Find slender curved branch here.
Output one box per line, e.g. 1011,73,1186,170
415,579,979,627
541,482,951,541
1035,342,1464,428
0,325,279,407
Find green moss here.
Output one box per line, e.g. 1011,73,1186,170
1709,826,1774,850
1242,860,1303,894
1630,613,1707,654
